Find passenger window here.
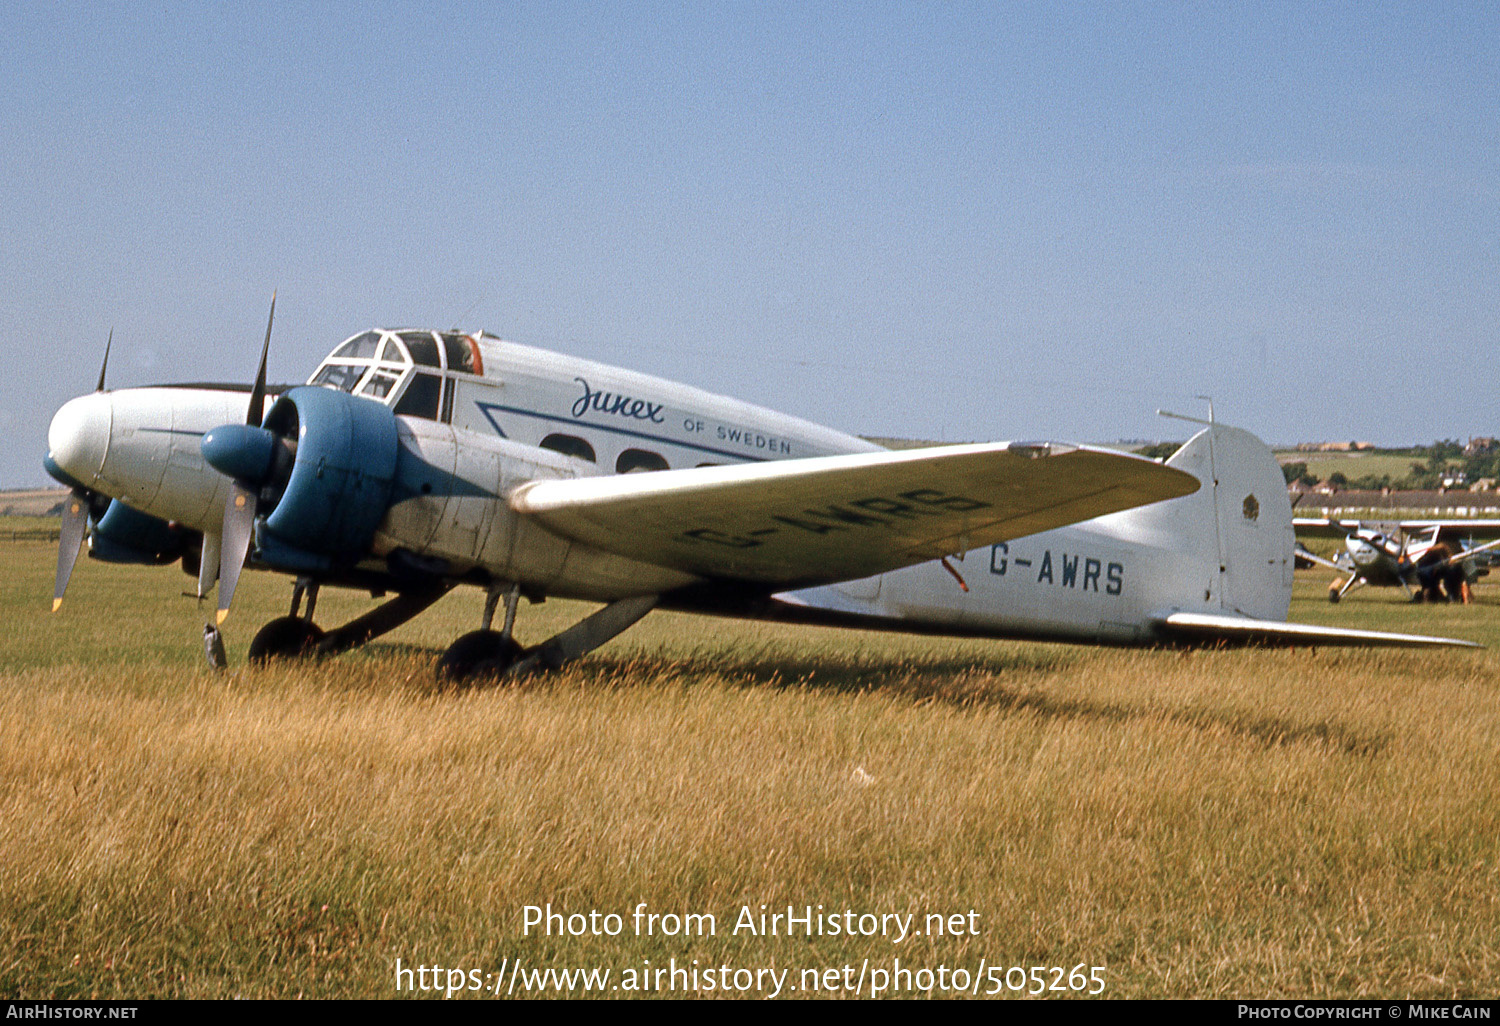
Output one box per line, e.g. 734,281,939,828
616,449,669,474
394,372,442,420
540,434,597,463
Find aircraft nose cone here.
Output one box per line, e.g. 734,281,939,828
46,393,112,487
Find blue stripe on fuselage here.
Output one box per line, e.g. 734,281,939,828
473,401,771,464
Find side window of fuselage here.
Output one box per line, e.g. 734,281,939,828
616,449,670,474
540,433,597,463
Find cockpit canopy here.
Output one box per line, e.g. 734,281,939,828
307,329,484,422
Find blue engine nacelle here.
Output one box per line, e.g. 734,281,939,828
210,387,400,574
90,499,190,565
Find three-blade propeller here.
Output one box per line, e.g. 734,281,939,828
210,294,276,624
51,329,112,612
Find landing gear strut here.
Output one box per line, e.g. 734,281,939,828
1328,574,1366,603
437,583,525,681
437,586,658,683
246,577,453,665
249,578,325,662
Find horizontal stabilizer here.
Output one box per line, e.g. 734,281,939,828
1159,610,1480,649
511,442,1199,588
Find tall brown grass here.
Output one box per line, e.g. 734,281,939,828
1,542,1497,997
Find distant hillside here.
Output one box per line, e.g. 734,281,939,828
0,489,67,516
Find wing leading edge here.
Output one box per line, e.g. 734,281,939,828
510,441,1199,588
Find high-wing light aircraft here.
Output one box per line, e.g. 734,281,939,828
45,304,1478,674
1294,517,1500,603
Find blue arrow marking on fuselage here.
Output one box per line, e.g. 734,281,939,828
473,401,772,464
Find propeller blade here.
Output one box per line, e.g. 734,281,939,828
247,293,275,427
52,490,90,612
197,531,221,600
95,328,112,393
216,484,256,624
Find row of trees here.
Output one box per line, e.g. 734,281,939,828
1136,440,1498,491
1280,440,1498,492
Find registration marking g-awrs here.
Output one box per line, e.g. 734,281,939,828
678,490,992,549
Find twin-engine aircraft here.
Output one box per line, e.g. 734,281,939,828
1294,517,1500,603
45,304,1477,674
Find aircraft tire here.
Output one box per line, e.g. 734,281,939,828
248,616,327,664
438,629,525,682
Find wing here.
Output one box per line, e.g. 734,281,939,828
1295,517,1500,542
1419,519,1500,542
510,442,1199,588
1158,611,1480,649
1293,517,1359,539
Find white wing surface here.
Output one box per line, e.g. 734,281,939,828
510,442,1199,587
1294,517,1500,540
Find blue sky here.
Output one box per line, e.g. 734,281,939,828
3,2,1496,486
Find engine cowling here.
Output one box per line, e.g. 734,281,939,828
89,499,191,565
203,386,399,573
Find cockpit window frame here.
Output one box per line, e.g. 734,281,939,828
311,328,476,425
310,362,371,393
332,330,383,361
397,330,443,369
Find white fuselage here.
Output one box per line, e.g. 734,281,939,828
48,331,1295,644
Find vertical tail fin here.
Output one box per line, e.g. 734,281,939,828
1132,423,1295,620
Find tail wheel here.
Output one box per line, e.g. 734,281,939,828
249,616,326,664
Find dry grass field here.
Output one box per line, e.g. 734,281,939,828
1,537,1498,999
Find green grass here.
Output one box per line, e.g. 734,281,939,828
2,541,1499,999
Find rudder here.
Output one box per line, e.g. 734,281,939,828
1162,423,1295,621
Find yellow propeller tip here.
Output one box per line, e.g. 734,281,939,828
216,610,230,626
51,599,63,613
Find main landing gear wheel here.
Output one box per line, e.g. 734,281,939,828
437,629,526,682
248,616,327,664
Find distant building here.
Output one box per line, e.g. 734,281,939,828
1465,437,1497,456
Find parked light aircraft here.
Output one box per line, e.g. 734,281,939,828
44,304,1478,673
1294,517,1500,602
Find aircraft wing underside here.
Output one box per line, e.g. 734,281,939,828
509,442,1199,588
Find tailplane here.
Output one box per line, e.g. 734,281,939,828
1145,422,1476,647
